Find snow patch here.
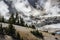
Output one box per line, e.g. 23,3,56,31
0,1,9,19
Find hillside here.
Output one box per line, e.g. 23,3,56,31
0,23,60,40
0,0,60,40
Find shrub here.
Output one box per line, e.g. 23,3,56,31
31,30,44,39
0,24,3,34
0,16,5,22
20,17,25,26
8,13,15,24
25,24,28,27
16,32,22,40
3,27,8,35
28,25,36,29
7,24,16,37
44,31,48,33
31,25,36,29
51,33,55,36
55,38,58,40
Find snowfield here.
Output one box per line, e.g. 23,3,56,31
38,23,60,33
43,23,60,28
0,1,9,19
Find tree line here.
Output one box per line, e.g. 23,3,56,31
0,13,35,29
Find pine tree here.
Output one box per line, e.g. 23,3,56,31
16,19,20,25
20,17,25,26
0,13,2,22
31,25,36,29
0,16,4,22
25,24,28,27
15,13,19,24
2,16,4,22
9,13,15,24
0,17,2,22
15,12,18,20
0,24,3,34
8,24,16,37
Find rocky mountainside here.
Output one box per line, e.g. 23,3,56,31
0,0,60,27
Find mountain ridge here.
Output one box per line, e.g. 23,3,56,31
0,0,60,26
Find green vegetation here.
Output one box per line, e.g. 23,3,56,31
0,16,5,23
31,25,36,29
0,13,36,29
0,23,23,40
8,24,16,37
55,38,58,40
44,31,48,33
8,13,15,24
19,17,25,26
24,24,36,29
28,25,36,29
31,30,44,39
51,33,55,36
0,23,4,35
8,13,25,27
